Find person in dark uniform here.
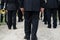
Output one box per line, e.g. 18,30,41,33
18,8,23,22
43,0,48,25
20,0,44,40
0,0,8,23
43,9,48,25
45,0,58,28
0,0,4,23
58,0,60,25
0,12,7,23
4,0,20,29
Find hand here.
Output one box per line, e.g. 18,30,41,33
20,8,24,12
6,10,8,13
40,8,44,13
20,8,24,14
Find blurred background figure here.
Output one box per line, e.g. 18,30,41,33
17,9,23,22
43,0,48,25
0,11,7,23
45,0,58,28
43,9,48,25
4,0,20,29
0,0,4,23
0,14,3,22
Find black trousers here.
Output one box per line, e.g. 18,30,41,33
24,11,39,40
46,9,57,27
58,5,60,22
18,9,23,21
0,14,3,22
44,9,48,23
7,10,16,29
0,14,6,22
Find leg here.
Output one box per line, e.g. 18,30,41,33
53,9,57,28
20,10,23,21
18,9,23,22
24,11,31,39
44,9,47,24
8,11,12,29
12,11,17,29
1,14,3,22
18,9,21,22
31,11,39,40
46,9,51,28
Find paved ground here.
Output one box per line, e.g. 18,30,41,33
0,17,60,40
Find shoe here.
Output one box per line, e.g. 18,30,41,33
47,26,51,28
13,27,17,30
20,19,23,22
44,22,47,25
13,28,17,29
8,26,11,29
24,36,30,39
48,27,51,28
8,28,11,29
53,26,57,28
18,19,21,22
47,24,51,28
24,36,27,39
31,36,37,40
27,38,30,40
18,19,23,22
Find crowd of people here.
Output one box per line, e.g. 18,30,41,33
0,0,60,40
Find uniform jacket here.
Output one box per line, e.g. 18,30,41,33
20,0,45,11
4,0,20,10
44,0,58,9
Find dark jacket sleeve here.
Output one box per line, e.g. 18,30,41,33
40,0,45,8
